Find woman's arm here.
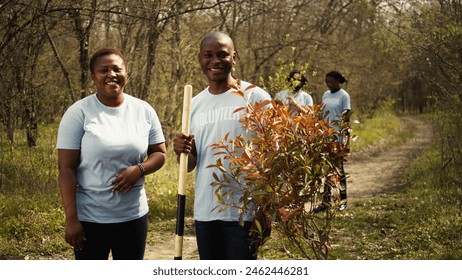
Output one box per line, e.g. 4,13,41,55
142,142,168,175
58,149,85,250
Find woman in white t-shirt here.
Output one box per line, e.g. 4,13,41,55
57,48,167,259
316,70,351,212
274,70,313,110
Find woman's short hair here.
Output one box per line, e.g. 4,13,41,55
89,48,127,73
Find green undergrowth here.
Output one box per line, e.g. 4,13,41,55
349,103,405,152
261,140,462,260
0,120,196,259
328,144,462,260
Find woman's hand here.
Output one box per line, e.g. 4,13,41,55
64,218,85,251
111,165,143,193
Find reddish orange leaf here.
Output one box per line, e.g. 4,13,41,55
244,172,262,180
230,90,245,98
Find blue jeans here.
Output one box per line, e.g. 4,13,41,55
75,214,148,260
195,220,257,260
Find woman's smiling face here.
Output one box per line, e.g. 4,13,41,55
325,75,340,92
91,54,128,106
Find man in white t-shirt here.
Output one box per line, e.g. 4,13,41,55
173,32,271,260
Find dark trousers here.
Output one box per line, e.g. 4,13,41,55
340,159,347,200
195,220,257,260
75,214,148,260
321,159,347,202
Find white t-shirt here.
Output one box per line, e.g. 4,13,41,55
275,89,313,107
322,88,351,131
190,81,271,222
56,93,165,223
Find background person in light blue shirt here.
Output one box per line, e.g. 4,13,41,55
57,48,167,260
317,70,351,212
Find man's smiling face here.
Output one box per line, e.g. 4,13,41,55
198,36,236,85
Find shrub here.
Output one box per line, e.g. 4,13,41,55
207,81,352,259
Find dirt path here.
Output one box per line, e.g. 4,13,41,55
144,218,199,260
144,116,435,260
346,116,434,201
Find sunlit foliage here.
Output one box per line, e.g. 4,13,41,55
207,81,352,259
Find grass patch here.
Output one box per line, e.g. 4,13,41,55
0,120,196,259
327,144,461,260
259,142,462,260
0,123,70,259
145,156,196,223
0,192,71,259
351,115,400,149
350,103,405,152
258,113,461,260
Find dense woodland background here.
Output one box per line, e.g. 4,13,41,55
1,0,459,143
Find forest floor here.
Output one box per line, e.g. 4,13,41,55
143,115,435,260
